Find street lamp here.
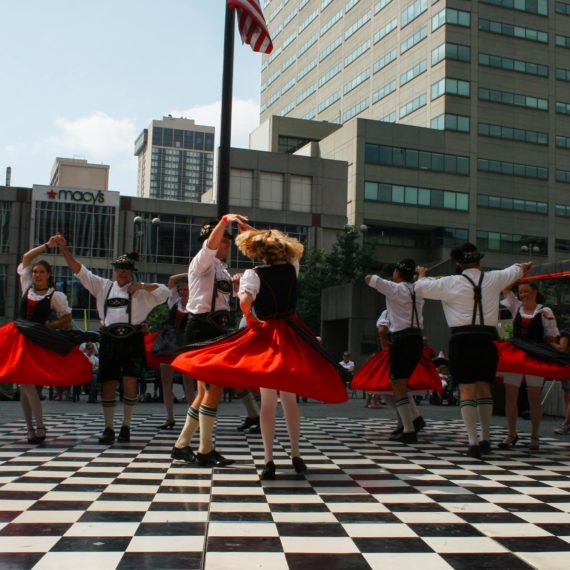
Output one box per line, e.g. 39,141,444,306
521,244,540,257
151,217,161,267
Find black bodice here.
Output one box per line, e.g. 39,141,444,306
254,264,297,319
513,310,544,342
167,303,189,330
19,289,53,324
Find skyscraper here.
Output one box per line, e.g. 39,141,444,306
134,116,214,201
255,0,570,265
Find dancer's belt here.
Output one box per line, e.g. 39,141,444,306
450,325,498,339
100,323,143,340
392,327,422,339
189,310,230,333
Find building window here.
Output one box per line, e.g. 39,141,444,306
399,93,427,118
478,18,548,43
479,52,548,77
344,69,370,94
477,159,548,180
432,42,471,65
556,239,570,253
289,175,312,212
478,231,548,255
365,181,469,211
431,114,470,132
0,202,10,254
556,34,570,48
431,78,470,99
432,8,471,32
344,40,371,67
365,143,470,175
555,203,570,217
556,169,570,183
344,10,371,39
479,0,548,16
373,49,397,73
374,17,397,44
478,123,548,145
320,10,343,36
319,35,342,62
318,90,341,113
401,60,427,86
557,1,570,15
400,26,427,54
230,169,253,208
319,63,342,87
259,172,284,210
375,0,393,14
372,80,397,104
479,87,548,111
556,101,570,115
343,98,369,122
478,194,548,214
401,0,428,28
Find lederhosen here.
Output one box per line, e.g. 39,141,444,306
185,275,232,344
389,285,423,380
97,284,146,382
449,273,499,384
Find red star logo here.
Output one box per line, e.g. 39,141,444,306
47,189,57,199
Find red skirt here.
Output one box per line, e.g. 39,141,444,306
144,332,172,369
495,340,570,379
0,322,93,386
171,317,348,404
352,348,443,392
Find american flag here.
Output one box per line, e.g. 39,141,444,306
228,0,273,54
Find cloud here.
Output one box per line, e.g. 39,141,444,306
50,112,137,160
171,98,260,149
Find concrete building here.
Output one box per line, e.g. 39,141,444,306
134,116,215,202
49,158,109,191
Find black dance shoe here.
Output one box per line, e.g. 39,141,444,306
498,435,518,449
160,420,176,430
413,416,426,433
196,450,235,467
292,456,307,474
261,461,276,480
393,431,417,444
479,440,492,454
98,427,115,445
171,445,196,463
117,426,131,443
390,424,404,437
467,445,481,459
237,416,260,431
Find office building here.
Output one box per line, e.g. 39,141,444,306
50,157,109,191
134,116,215,202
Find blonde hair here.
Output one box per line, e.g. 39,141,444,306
235,229,304,265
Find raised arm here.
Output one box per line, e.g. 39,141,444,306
57,235,82,275
167,273,187,289
21,235,60,268
207,213,248,250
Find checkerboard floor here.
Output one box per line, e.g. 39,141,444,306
1,412,570,570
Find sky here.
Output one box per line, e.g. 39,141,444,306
0,1,264,196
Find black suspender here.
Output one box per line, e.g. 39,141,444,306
462,272,485,325
409,285,420,329
103,282,132,324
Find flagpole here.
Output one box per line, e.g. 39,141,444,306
217,4,235,220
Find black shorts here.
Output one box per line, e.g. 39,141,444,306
449,331,498,384
98,331,146,383
185,313,229,344
390,329,423,380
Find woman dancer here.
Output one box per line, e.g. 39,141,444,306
148,273,195,430
498,283,560,451
58,236,169,444
0,236,92,443
172,228,347,479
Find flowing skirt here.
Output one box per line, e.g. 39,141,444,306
495,340,570,379
0,322,93,386
351,348,443,392
144,332,172,369
172,317,348,404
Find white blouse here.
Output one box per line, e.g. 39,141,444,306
17,263,71,318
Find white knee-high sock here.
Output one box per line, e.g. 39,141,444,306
102,399,116,429
409,396,420,419
198,404,217,454
477,398,494,441
460,399,478,446
175,406,199,448
396,397,415,432
122,397,137,427
280,392,301,458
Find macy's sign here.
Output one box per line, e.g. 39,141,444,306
47,188,105,204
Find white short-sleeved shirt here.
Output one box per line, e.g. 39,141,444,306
368,276,424,333
415,265,523,328
17,263,71,318
376,310,390,329
187,241,233,314
75,265,170,326
501,291,559,338
239,260,300,300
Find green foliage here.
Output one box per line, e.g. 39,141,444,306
297,227,384,333
145,303,169,333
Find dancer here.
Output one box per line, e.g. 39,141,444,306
57,236,169,444
360,259,432,443
150,273,195,430
170,215,245,467
498,283,560,451
172,227,347,479
0,236,92,443
415,242,532,458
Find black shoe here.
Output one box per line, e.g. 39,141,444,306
237,416,260,431
171,445,196,463
261,461,276,480
393,431,417,444
249,424,262,434
196,450,235,467
498,435,519,449
413,416,426,433
292,456,307,474
160,420,176,430
117,426,130,443
479,440,491,454
467,445,481,459
98,427,115,445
